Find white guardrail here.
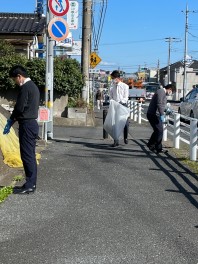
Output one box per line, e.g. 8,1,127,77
128,101,198,161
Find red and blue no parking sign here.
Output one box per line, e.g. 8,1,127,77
48,0,70,17
48,17,69,41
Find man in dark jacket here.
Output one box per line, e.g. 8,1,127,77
3,65,40,194
147,84,174,153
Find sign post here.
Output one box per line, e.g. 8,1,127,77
45,0,70,141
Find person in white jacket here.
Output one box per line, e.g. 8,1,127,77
109,70,129,147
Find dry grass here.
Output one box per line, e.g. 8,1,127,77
165,141,198,175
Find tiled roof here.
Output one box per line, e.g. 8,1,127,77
0,13,46,35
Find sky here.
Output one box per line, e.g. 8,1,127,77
1,0,198,73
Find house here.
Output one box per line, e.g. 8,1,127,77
160,60,198,100
0,12,46,58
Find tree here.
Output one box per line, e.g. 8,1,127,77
54,57,84,97
0,40,27,90
0,41,84,99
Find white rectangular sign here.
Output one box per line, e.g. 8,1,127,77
67,1,79,30
67,40,81,56
56,32,73,49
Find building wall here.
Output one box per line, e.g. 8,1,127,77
174,68,198,100
161,64,198,100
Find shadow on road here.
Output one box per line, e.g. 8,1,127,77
133,139,198,210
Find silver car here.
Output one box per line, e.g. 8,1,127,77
178,88,198,119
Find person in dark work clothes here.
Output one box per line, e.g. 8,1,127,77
109,70,129,147
3,65,40,194
147,84,174,153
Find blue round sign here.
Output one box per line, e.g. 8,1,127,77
48,17,69,41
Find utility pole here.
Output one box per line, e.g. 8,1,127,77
182,4,188,99
182,4,197,99
81,0,92,104
165,37,181,85
157,59,160,83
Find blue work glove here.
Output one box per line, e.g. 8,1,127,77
160,115,165,122
3,119,14,135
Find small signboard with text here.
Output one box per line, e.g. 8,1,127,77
67,1,79,29
38,107,50,122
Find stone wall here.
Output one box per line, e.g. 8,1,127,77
0,90,68,118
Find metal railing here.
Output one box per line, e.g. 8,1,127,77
128,100,198,161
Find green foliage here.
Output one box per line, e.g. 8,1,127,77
0,41,84,98
0,40,28,90
26,58,46,89
13,175,24,182
68,97,87,108
0,186,13,203
0,40,15,56
54,57,84,97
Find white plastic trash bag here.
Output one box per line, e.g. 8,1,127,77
103,100,130,140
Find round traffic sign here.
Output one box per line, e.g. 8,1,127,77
48,17,69,41
48,0,70,17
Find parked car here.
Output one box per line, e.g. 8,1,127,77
178,87,198,119
142,82,161,100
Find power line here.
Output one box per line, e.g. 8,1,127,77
92,0,108,51
100,38,166,46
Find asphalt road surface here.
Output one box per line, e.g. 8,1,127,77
0,111,197,264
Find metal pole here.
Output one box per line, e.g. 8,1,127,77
103,108,108,139
46,7,54,140
44,4,49,142
81,0,92,104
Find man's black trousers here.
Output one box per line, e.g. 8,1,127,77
147,113,163,151
18,120,39,188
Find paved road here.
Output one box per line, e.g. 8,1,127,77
0,110,198,264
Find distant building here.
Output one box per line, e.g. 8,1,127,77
160,60,198,100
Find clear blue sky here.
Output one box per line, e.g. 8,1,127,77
2,0,198,73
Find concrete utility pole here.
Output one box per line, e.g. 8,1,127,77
182,4,197,99
157,59,160,83
182,4,189,99
165,37,180,85
81,0,92,104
